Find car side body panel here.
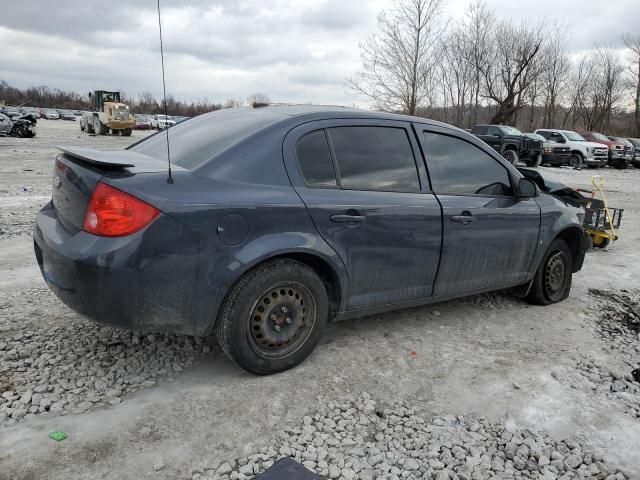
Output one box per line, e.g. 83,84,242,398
34,107,587,337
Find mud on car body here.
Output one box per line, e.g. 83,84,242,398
34,106,588,374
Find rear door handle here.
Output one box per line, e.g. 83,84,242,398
330,214,366,223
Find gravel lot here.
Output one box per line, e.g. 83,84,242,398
1,120,639,479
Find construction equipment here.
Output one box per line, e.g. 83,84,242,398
80,90,134,136
577,176,624,249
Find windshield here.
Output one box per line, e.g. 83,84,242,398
500,126,523,135
591,132,609,142
525,133,545,141
565,131,585,141
130,108,285,170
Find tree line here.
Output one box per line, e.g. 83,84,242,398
0,80,268,117
348,0,640,137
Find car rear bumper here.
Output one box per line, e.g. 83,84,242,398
33,201,212,336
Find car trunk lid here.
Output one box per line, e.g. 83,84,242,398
52,146,181,233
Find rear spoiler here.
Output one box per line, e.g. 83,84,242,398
57,146,184,172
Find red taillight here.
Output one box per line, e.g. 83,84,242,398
83,182,159,237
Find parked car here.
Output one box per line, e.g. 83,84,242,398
45,110,60,120
34,106,588,374
60,111,77,121
0,112,37,137
150,114,176,129
173,115,190,123
627,138,640,167
534,129,608,168
3,107,21,118
607,136,634,168
578,131,627,169
524,133,570,167
470,124,542,166
133,114,152,130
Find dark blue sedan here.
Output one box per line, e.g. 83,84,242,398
34,106,588,374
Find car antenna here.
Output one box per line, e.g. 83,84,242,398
156,0,173,184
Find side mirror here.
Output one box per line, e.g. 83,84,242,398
517,178,538,198
555,136,566,143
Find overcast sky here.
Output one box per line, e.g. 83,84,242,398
1,0,638,106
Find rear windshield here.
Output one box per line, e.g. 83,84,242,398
129,108,285,170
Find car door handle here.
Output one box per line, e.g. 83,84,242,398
450,213,476,225
330,214,366,223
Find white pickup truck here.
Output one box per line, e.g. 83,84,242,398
534,129,608,168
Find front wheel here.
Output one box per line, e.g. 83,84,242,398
502,149,519,165
569,153,583,169
121,128,132,137
215,259,329,374
526,238,573,306
525,154,542,168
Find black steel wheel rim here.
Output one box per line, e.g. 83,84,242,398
247,281,316,359
544,251,566,300
504,151,516,164
570,155,580,167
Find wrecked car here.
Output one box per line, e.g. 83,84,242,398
0,112,37,137
34,106,588,374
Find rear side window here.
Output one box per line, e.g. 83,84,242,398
328,126,419,192
422,132,512,196
130,108,284,170
537,131,552,140
295,130,337,187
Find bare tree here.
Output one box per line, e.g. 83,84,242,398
347,0,446,115
439,24,474,126
572,47,627,131
624,34,640,136
540,25,572,128
463,0,494,126
479,20,546,124
247,93,271,105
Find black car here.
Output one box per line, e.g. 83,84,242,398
628,138,640,167
471,125,543,166
34,106,587,374
525,133,571,167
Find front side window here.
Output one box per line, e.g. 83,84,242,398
295,130,337,187
422,132,512,196
328,126,419,192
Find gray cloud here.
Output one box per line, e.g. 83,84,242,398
1,0,637,107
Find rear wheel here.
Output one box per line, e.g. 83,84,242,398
503,149,519,165
526,238,573,305
121,128,132,137
95,119,107,135
215,259,329,374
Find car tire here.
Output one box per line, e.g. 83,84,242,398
95,120,107,135
569,152,583,169
612,161,627,170
525,154,542,168
502,149,519,165
215,259,329,375
526,238,573,306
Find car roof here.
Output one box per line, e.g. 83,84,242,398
207,104,461,131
